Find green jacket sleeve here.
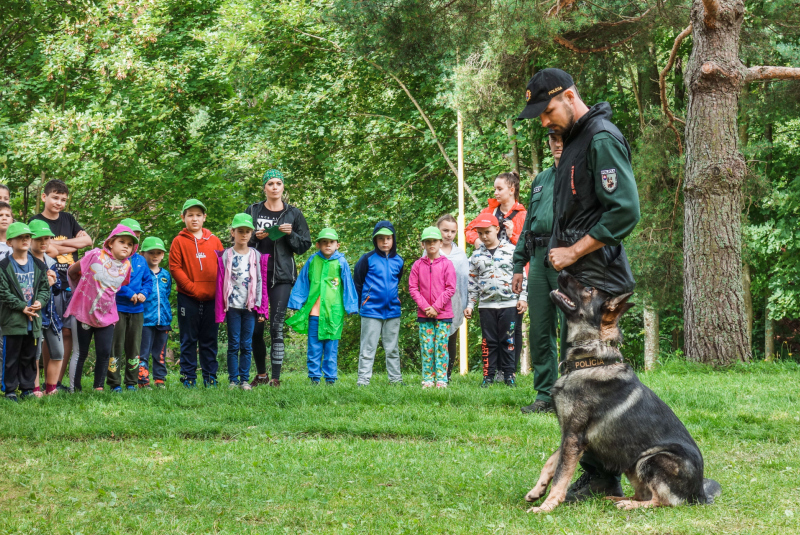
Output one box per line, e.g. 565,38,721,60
0,268,27,311
586,133,641,246
512,174,538,274
35,269,51,308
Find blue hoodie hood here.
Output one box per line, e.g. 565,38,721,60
354,220,404,320
371,220,398,257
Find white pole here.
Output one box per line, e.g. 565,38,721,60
457,110,468,375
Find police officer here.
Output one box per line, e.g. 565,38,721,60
516,68,641,503
512,130,564,415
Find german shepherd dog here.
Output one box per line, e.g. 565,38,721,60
525,271,721,513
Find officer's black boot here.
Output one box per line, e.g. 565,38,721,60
564,469,623,503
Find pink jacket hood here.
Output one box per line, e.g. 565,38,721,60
408,255,456,319
103,224,140,256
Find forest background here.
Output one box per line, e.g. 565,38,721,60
2,0,799,372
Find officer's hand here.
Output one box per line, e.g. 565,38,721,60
516,300,528,314
464,308,473,319
549,246,578,271
512,273,524,294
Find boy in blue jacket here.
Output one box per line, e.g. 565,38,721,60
353,221,405,386
138,237,172,388
107,218,153,391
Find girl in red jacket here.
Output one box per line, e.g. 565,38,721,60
409,227,456,389
465,170,527,246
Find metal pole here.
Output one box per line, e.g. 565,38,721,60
457,110,468,375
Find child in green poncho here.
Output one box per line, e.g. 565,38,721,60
286,228,358,384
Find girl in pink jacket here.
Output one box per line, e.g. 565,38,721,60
408,227,456,388
214,214,269,390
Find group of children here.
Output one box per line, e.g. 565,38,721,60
1,172,529,399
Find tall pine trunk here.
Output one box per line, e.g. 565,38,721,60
683,0,751,365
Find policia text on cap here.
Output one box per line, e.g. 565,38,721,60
512,68,641,502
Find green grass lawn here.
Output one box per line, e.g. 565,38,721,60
1,361,799,534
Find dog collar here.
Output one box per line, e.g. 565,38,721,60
565,339,619,349
562,356,623,374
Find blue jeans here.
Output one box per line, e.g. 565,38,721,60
226,308,255,384
177,293,219,383
140,326,169,383
307,316,338,381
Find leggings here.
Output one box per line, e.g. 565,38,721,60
252,280,292,380
447,332,458,379
69,322,115,391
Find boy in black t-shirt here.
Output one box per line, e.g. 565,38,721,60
28,180,93,391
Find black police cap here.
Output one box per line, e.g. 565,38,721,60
517,68,575,120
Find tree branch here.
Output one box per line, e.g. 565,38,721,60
744,66,800,82
553,28,644,54
293,29,483,209
659,24,691,156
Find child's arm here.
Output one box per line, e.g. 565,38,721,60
139,263,154,302
67,261,82,290
168,238,196,296
34,267,51,309
286,258,311,310
0,271,27,310
466,256,480,312
431,260,456,313
407,261,430,310
340,260,359,315
352,253,368,305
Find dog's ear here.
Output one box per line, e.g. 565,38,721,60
602,292,633,312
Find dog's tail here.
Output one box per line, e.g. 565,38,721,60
702,478,721,504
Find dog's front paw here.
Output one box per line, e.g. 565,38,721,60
527,500,558,514
525,485,546,502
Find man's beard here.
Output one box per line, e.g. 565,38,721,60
550,105,575,136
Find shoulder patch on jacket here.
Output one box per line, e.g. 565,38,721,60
600,169,617,193
532,185,543,194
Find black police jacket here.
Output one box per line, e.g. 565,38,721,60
549,102,641,296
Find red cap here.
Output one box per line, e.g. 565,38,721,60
470,213,499,229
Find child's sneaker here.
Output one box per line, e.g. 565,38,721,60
310,378,320,385
56,383,69,393
45,384,58,395
125,385,137,391
480,377,494,388
325,379,336,385
141,384,152,390
111,386,123,393
182,379,196,388
229,381,239,389
389,380,405,386
250,375,270,388
5,393,18,402
154,379,166,388
268,379,281,388
20,389,35,399
240,383,252,391
505,377,516,387
421,381,434,389
436,381,447,389
203,377,218,388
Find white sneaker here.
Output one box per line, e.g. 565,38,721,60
240,383,252,391
422,381,434,389
229,381,238,389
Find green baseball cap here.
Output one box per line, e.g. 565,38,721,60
182,198,207,214
231,213,255,230
7,222,32,240
262,169,285,185
28,220,55,239
114,231,139,244
316,228,339,242
120,218,142,233
373,228,393,237
140,236,166,252
420,227,442,241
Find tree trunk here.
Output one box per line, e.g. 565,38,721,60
674,57,686,110
683,0,751,365
742,262,753,348
506,118,520,174
764,293,774,361
530,121,540,178
643,304,659,371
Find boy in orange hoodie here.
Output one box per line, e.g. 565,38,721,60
169,199,224,387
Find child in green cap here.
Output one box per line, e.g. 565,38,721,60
107,219,153,392
408,227,456,388
214,214,269,390
0,223,52,401
286,228,358,385
28,220,63,395
139,236,172,388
